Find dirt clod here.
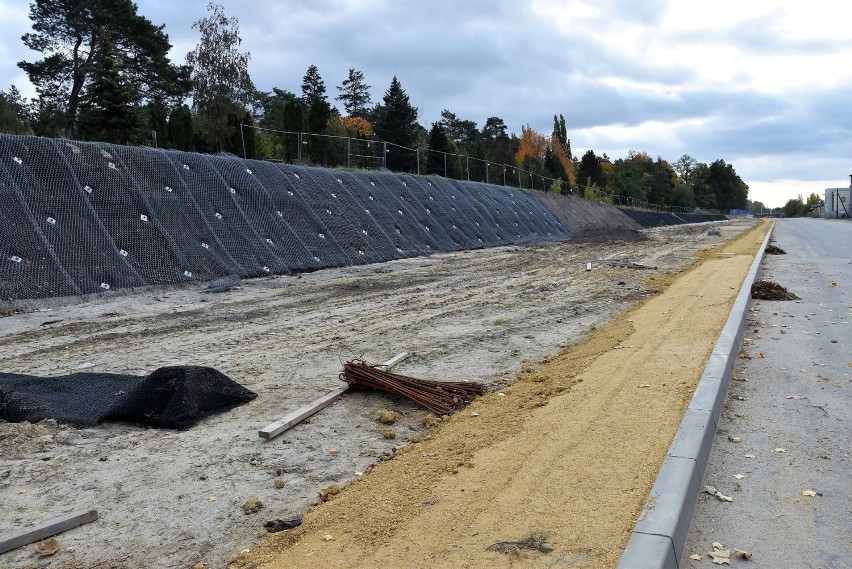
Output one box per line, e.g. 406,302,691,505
751,280,800,300
242,497,263,515
765,244,786,254
377,410,399,424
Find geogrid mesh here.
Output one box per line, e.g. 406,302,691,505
617,208,728,227
0,134,578,303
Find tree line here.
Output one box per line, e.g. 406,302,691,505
0,0,748,211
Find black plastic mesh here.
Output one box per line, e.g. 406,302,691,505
617,208,727,227
0,366,256,428
0,134,578,303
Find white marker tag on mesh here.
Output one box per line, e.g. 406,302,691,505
183,163,190,170
201,243,210,249
266,238,273,244
10,255,22,263
13,156,22,164
293,173,299,179
287,190,293,196
183,270,192,277
46,217,56,225
84,185,92,193
165,186,172,192
362,229,368,235
276,210,282,216
262,266,270,272
230,188,236,194
108,162,117,170
246,169,252,174
100,282,110,290
331,193,336,198
337,178,342,183
370,181,375,186
318,233,325,239
358,250,364,255
314,256,320,262
215,212,223,219
119,249,128,257
369,195,374,200
140,214,148,222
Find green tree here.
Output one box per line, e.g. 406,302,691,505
0,86,29,134
783,197,808,217
805,192,822,207
439,109,478,148
673,154,698,185
552,113,571,160
668,184,697,208
75,42,142,143
257,88,297,130
691,159,748,211
481,116,514,166
300,65,334,163
425,122,462,178
301,65,332,133
147,100,168,147
236,110,256,158
335,68,371,117
374,76,419,172
18,0,189,135
186,3,255,152
282,99,306,162
167,104,193,151
577,150,605,198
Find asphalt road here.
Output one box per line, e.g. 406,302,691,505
683,218,851,568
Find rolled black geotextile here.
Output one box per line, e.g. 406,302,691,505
0,366,257,428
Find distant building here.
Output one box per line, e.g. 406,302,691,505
824,187,850,218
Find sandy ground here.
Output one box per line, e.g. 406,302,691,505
0,219,760,569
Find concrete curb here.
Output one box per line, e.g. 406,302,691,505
616,221,774,569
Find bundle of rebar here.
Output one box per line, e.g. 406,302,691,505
339,360,488,415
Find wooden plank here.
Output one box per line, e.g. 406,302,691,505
258,386,348,439
258,352,410,440
0,509,98,554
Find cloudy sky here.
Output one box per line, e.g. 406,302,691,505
1,0,851,208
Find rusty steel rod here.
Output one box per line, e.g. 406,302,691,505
339,360,488,415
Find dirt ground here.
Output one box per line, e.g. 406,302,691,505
0,219,761,569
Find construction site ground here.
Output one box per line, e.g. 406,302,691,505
0,218,768,569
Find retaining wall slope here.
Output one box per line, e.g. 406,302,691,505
0,135,571,302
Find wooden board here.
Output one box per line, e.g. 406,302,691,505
258,352,410,440
0,509,98,554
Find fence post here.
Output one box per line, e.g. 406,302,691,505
297,132,302,164
416,148,420,175
347,137,351,168
444,152,447,178
466,155,470,181
383,141,387,169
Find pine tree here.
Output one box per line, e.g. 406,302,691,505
19,0,189,134
336,68,371,117
374,76,419,172
76,43,142,143
167,104,193,151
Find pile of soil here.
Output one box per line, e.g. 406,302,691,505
751,280,799,300
569,227,648,243
765,244,786,254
